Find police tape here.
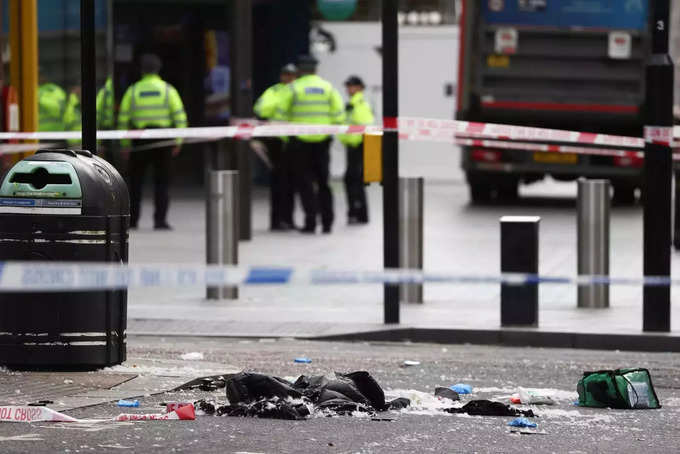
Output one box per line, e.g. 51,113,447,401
0,117,677,150
0,142,58,154
451,137,647,160
0,404,196,423
0,136,658,162
0,262,677,292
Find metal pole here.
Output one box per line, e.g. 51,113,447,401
643,0,673,331
577,179,610,308
230,0,252,241
500,216,540,326
675,170,680,250
399,177,423,303
206,170,239,300
81,0,96,154
382,0,400,324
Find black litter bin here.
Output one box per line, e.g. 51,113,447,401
0,149,129,368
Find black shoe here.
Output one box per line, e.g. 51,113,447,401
154,222,173,230
299,225,316,234
322,225,332,234
271,221,294,232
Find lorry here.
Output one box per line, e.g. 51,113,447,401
457,0,650,204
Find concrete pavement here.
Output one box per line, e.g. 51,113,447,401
2,338,680,453
126,176,680,346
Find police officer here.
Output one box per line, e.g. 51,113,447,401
278,55,345,234
118,54,187,230
64,86,82,146
339,75,374,224
96,77,115,130
38,77,67,133
97,77,117,164
254,63,297,231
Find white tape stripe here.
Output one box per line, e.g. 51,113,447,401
0,207,82,215
60,332,106,337
20,341,107,346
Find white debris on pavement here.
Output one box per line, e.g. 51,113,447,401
0,433,44,441
472,386,516,394
104,362,227,377
539,408,615,425
473,386,577,402
180,352,204,361
385,389,461,416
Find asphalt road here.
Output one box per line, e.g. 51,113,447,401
1,337,680,453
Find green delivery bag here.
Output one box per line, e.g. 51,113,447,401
577,368,661,409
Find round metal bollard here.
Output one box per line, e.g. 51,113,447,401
399,177,424,303
206,170,239,300
577,179,610,308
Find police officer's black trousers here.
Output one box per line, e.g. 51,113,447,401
265,138,294,228
344,144,368,223
128,143,172,227
289,138,333,230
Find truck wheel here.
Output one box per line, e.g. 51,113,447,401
469,182,492,204
497,180,519,202
613,184,636,205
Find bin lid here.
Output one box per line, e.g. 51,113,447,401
0,160,82,198
0,149,129,216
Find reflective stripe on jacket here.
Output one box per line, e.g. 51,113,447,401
278,74,345,142
338,90,374,147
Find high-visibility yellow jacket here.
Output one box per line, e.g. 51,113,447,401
117,73,187,146
338,90,374,147
63,92,81,146
277,74,345,142
254,82,293,143
254,82,289,121
38,83,67,132
96,77,115,130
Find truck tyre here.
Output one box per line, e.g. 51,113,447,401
497,180,519,203
469,182,492,204
613,184,636,205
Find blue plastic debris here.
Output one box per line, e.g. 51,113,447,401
508,417,537,428
294,357,312,364
450,384,472,394
117,399,139,407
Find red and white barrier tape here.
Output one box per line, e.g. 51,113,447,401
452,137,645,159
644,126,674,147
0,117,679,160
0,143,58,154
0,117,662,147
0,404,196,423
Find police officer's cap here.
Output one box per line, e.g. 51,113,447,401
344,75,365,88
140,54,162,74
281,63,298,74
297,54,319,70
